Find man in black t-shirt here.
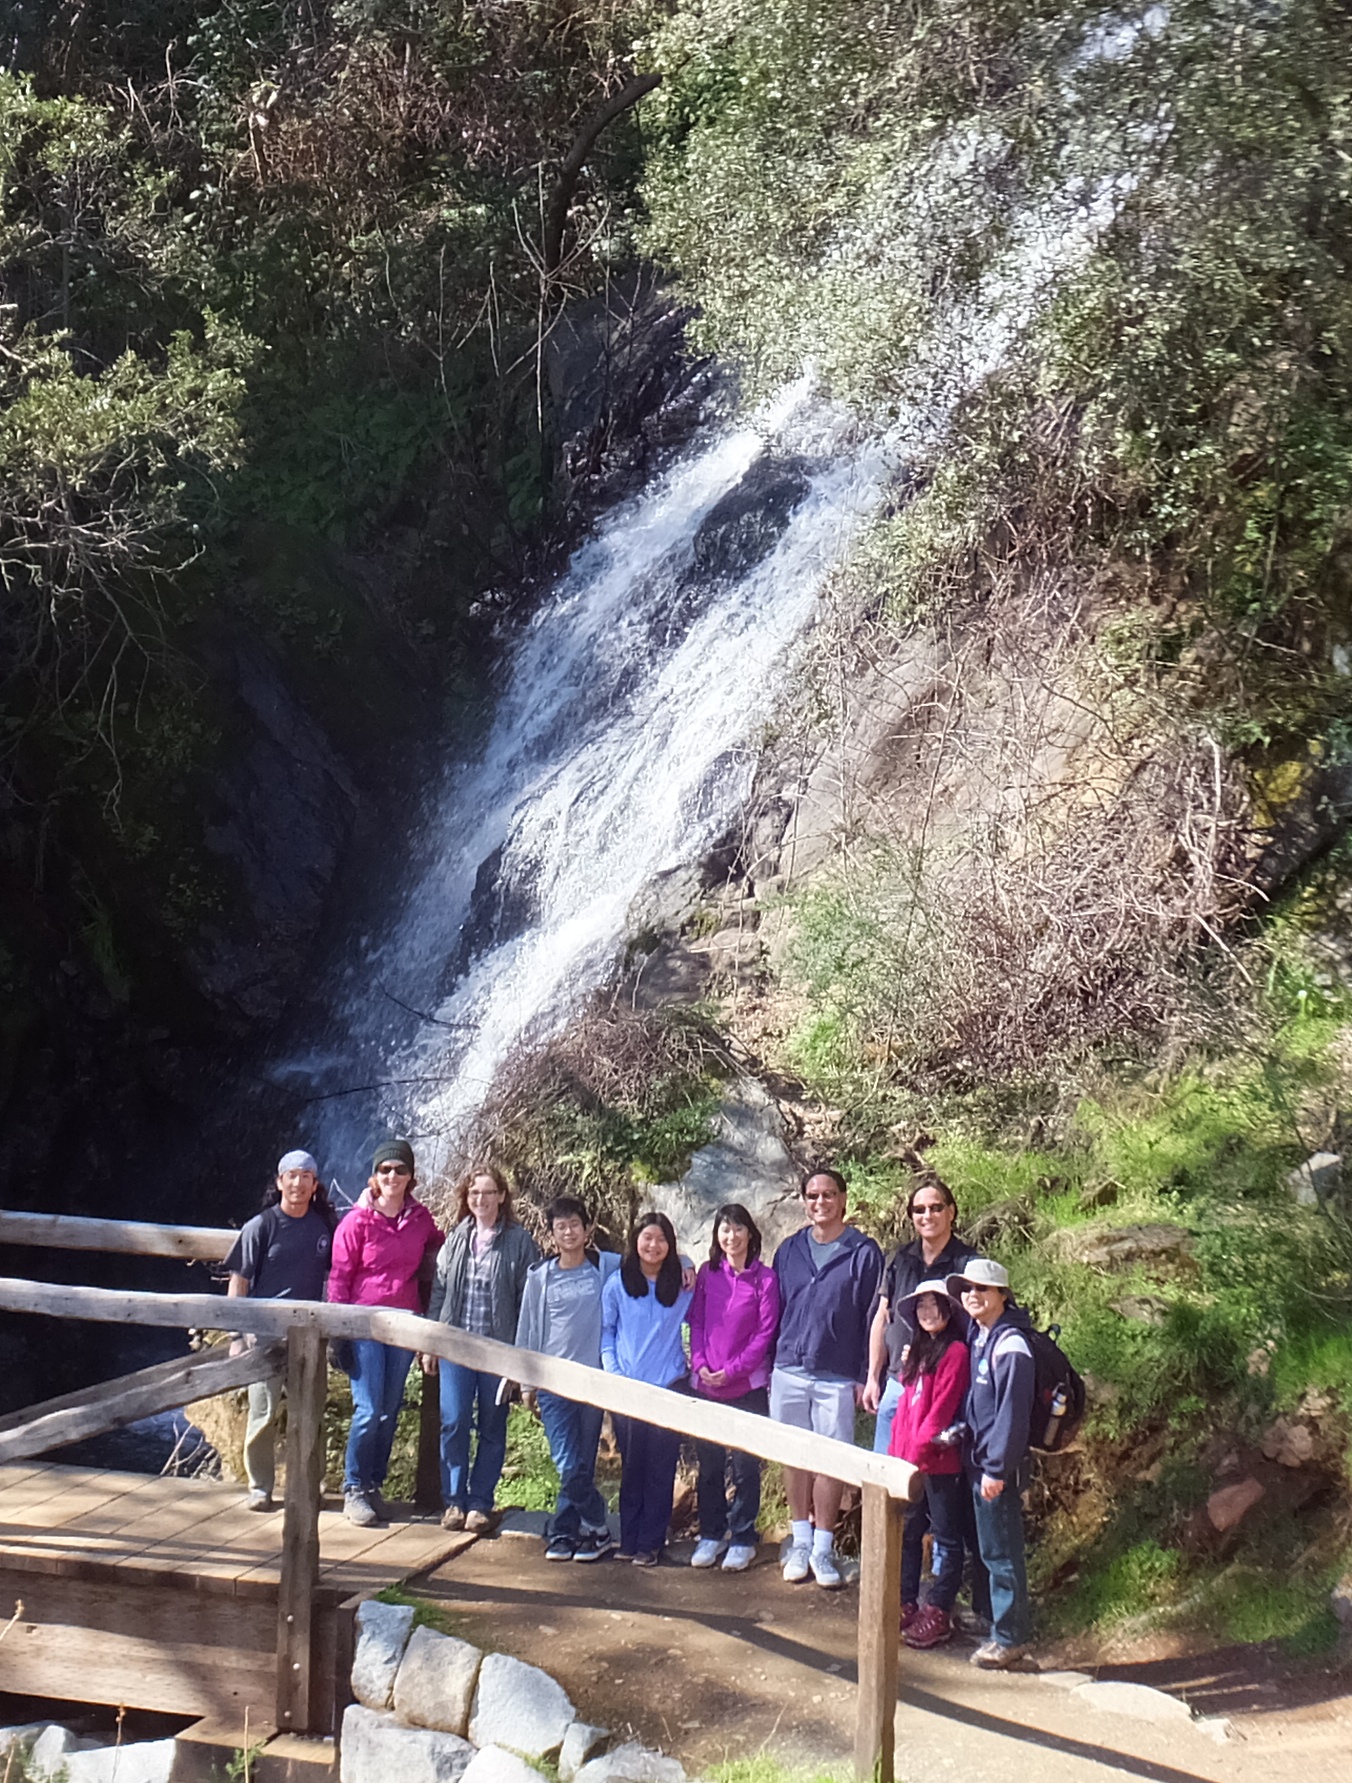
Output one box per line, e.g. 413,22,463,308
224,1150,335,1510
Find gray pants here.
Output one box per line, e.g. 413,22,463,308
244,1375,285,1495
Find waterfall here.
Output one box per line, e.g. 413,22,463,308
279,380,895,1182
274,10,1167,1187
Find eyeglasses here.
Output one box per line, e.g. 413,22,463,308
375,1164,412,1177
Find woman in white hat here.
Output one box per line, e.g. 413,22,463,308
886,1279,972,1648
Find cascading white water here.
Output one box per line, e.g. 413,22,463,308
284,380,896,1180
278,9,1170,1185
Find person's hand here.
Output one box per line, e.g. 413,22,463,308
522,1387,537,1413
853,1382,868,1408
420,1352,439,1375
681,1262,696,1292
861,1376,882,1414
699,1367,727,1389
980,1474,1004,1501
228,1336,248,1359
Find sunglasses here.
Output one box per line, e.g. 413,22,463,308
375,1163,412,1177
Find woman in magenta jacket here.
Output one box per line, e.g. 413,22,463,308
687,1202,780,1573
887,1278,971,1648
326,1139,442,1526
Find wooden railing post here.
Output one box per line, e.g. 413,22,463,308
854,1482,904,1783
276,1325,326,1735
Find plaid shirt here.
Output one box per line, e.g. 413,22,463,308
463,1228,500,1337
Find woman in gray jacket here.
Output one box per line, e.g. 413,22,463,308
422,1165,539,1531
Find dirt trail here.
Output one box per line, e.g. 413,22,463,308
410,1526,1352,1783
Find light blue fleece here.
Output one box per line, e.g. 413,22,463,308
600,1269,693,1386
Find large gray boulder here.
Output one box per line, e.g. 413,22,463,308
559,1723,610,1783
468,1653,575,1759
573,1743,687,1783
340,1705,474,1783
352,1600,418,1710
1052,1221,1193,1274
651,1076,801,1258
1286,1152,1342,1206
66,1741,177,1783
393,1626,484,1736
460,1748,547,1783
28,1727,101,1778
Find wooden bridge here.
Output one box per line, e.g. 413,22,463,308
0,1210,920,1782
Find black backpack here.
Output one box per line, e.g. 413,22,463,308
1024,1323,1086,1452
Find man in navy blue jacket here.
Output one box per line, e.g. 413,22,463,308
947,1257,1035,1667
770,1169,884,1589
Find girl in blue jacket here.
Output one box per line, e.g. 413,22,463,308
602,1211,693,1566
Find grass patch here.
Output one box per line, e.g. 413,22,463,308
500,1404,562,1513
1192,1569,1342,1656
709,1760,848,1783
373,1585,472,1641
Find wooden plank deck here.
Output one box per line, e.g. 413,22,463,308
0,1461,469,1598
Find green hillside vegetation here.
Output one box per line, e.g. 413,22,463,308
1,0,646,1015
630,0,1352,1650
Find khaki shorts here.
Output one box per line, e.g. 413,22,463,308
768,1368,857,1445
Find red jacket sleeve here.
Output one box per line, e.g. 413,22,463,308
913,1342,970,1462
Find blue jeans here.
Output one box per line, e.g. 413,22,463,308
345,1339,413,1494
872,1376,904,1453
537,1392,607,1540
694,1386,767,1545
879,1376,990,1618
905,1473,967,1611
970,1474,1030,1647
439,1363,510,1514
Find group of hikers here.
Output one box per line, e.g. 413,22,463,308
224,1142,1041,1672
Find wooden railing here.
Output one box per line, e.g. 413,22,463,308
0,1211,918,1782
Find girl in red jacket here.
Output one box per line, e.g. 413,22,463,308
887,1279,971,1648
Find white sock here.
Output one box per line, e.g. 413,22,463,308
812,1527,835,1557
791,1519,813,1550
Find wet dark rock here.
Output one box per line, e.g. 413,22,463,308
689,457,812,587
186,641,361,1026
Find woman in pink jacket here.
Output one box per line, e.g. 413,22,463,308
887,1279,971,1649
687,1203,780,1573
326,1139,442,1526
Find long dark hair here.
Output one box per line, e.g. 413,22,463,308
620,1211,683,1306
708,1203,762,1267
263,1179,338,1233
899,1292,961,1385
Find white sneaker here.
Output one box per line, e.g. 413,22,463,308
723,1543,757,1572
691,1538,728,1569
809,1547,844,1589
782,1542,812,1583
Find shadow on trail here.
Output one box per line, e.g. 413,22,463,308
409,1565,1225,1783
